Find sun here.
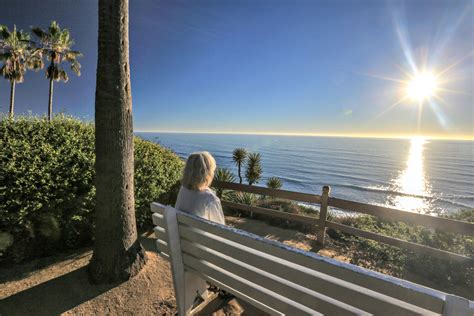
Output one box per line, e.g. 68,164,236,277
405,71,438,102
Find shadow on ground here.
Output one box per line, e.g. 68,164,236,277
0,234,158,316
0,266,122,316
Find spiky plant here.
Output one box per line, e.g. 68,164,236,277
245,152,262,185
231,192,258,206
266,176,283,190
0,25,43,118
232,148,247,184
32,21,82,121
213,168,236,199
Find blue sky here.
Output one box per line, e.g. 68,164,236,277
1,0,473,139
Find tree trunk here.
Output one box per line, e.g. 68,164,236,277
89,0,147,284
9,80,15,119
238,162,242,184
48,78,54,121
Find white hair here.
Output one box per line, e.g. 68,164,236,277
181,151,216,191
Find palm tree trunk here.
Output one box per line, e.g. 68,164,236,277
89,0,146,284
48,78,54,121
238,162,242,184
9,80,15,119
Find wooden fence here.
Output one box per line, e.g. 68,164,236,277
212,180,474,264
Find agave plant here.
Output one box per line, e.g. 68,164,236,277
32,21,82,121
245,152,263,185
266,176,283,190
232,148,247,184
0,25,43,118
231,192,258,206
213,168,236,199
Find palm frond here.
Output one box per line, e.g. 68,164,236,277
31,27,47,39
245,153,263,185
213,168,237,199
0,25,10,39
49,21,60,37
59,69,69,82
232,148,247,164
70,61,81,76
266,177,283,190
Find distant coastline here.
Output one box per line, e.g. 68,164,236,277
135,131,474,141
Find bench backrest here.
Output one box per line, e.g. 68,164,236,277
151,202,473,315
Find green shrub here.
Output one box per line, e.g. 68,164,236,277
0,115,182,262
333,210,473,298
134,137,183,227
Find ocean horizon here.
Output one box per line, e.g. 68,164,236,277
137,132,474,216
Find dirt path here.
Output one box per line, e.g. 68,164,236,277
0,245,176,315
0,230,264,316
225,216,351,262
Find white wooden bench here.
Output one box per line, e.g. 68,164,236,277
151,202,473,315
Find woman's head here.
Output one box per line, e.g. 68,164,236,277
181,151,216,191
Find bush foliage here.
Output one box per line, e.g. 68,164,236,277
0,115,183,262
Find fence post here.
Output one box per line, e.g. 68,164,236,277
316,185,331,246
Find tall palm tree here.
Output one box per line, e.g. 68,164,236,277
32,21,82,121
266,177,283,190
245,152,263,185
89,0,146,283
232,148,247,184
0,25,42,118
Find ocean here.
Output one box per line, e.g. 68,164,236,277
136,133,474,215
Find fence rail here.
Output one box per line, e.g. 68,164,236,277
212,180,474,264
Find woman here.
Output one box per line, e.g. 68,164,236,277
175,151,225,313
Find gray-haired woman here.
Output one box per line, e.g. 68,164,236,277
175,151,225,313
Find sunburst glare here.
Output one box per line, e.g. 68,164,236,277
405,71,439,102
362,7,472,133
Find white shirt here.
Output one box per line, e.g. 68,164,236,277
174,185,225,313
175,186,225,224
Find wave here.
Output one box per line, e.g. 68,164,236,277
335,184,474,208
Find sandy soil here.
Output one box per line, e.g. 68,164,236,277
225,216,351,263
0,229,265,316
0,248,176,315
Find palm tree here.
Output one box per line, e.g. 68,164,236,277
32,21,82,121
245,152,263,185
0,25,43,118
213,168,236,199
266,177,283,190
232,148,247,184
89,0,146,283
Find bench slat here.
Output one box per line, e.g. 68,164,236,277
151,202,166,214
177,213,446,313
181,239,370,316
178,225,437,315
183,267,282,315
182,253,321,315
152,213,166,228
155,238,169,254
153,226,168,243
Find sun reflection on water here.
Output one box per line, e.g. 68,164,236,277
392,137,432,213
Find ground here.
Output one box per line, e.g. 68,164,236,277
0,219,269,316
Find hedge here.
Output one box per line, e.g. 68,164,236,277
0,115,183,262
